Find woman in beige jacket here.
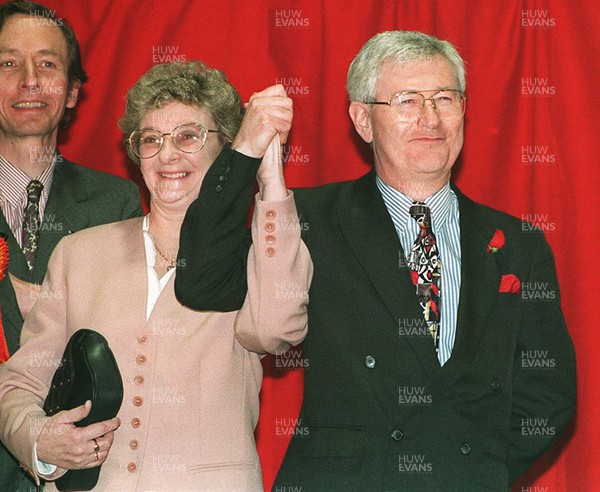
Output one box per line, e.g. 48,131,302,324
0,61,311,491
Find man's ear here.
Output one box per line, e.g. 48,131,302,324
65,80,81,109
349,101,373,143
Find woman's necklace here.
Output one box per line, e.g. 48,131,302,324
147,215,177,270
152,239,177,271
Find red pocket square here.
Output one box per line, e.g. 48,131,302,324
499,274,521,294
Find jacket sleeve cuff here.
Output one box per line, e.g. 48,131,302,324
235,190,313,354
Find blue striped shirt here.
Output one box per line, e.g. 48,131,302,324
376,177,461,365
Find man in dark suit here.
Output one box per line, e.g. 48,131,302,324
0,2,142,490
175,31,576,490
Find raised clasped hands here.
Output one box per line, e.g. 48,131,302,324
232,83,292,159
231,84,292,201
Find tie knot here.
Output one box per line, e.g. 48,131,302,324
26,180,43,203
409,202,431,227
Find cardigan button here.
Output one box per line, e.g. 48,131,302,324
133,396,143,407
460,442,471,455
127,462,137,473
266,209,277,220
491,379,500,391
265,222,275,233
131,418,141,429
365,355,376,369
136,354,147,365
129,439,139,450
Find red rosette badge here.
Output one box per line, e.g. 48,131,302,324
0,234,9,281
0,234,10,362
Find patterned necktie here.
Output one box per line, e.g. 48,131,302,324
407,202,441,351
22,180,44,270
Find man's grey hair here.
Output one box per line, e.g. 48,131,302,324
347,31,466,102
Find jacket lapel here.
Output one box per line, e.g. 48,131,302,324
32,159,91,283
431,186,503,387
336,170,440,376
0,275,24,354
116,218,149,328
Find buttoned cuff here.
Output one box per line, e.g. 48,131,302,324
208,144,261,194
253,191,301,268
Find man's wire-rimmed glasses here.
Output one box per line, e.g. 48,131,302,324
363,89,466,122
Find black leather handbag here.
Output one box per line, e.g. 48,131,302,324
43,329,124,491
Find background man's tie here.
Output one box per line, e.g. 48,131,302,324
22,180,44,271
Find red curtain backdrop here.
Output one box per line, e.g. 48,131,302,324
19,1,597,490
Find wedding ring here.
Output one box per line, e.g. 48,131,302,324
93,438,100,453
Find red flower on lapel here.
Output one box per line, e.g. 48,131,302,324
0,234,9,281
499,274,521,294
487,229,505,253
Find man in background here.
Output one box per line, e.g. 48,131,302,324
0,2,142,490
